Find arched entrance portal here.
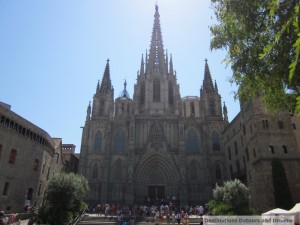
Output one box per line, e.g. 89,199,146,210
134,153,180,204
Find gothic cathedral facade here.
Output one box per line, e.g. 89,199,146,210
79,5,229,205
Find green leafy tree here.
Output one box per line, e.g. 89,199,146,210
271,158,294,209
40,173,89,225
210,0,300,114
206,179,253,215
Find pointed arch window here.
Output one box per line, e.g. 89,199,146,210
216,164,222,180
228,147,231,160
100,99,105,116
140,81,145,105
212,131,220,151
153,79,160,102
113,130,126,153
168,80,174,105
92,163,98,179
186,129,198,153
2,182,9,196
209,99,215,116
93,131,102,152
190,102,195,116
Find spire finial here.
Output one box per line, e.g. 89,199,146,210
124,79,127,90
100,59,112,93
155,2,158,11
203,58,214,92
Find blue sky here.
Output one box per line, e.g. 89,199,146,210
0,0,240,152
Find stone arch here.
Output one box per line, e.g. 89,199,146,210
133,152,181,202
90,160,102,180
134,153,179,184
214,160,225,182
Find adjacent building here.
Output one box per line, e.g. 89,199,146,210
0,102,65,212
222,98,300,212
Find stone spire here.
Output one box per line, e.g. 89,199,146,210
165,49,169,74
147,4,166,74
169,54,174,75
96,80,100,93
100,59,112,93
140,54,145,76
202,59,214,92
214,80,218,93
86,101,91,123
145,49,148,74
223,101,228,122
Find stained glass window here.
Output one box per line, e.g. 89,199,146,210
94,131,102,152
186,129,198,153
113,130,126,153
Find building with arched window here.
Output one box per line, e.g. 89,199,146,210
79,5,228,206
0,103,65,212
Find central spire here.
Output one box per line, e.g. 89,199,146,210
147,4,166,74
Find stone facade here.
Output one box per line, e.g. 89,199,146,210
222,98,300,213
79,6,229,206
0,103,65,212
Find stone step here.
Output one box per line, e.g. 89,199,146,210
79,214,202,225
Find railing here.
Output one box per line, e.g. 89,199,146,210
68,210,86,225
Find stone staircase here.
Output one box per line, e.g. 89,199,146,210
77,214,201,225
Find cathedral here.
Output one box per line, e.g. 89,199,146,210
78,4,229,206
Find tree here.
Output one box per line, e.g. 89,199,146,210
210,0,300,114
206,179,253,215
271,158,294,209
39,173,89,225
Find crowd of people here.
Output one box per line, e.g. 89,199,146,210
88,203,206,225
0,211,19,225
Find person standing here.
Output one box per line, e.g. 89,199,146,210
176,212,181,225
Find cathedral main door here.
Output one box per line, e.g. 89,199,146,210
148,185,165,200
